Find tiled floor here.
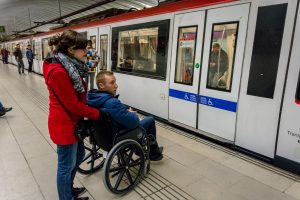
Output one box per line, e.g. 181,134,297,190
0,62,300,200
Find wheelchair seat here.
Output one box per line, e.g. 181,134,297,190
91,108,151,194
92,108,147,152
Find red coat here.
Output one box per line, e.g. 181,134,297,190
43,59,99,145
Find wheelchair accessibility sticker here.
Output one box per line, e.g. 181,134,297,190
169,89,198,103
169,89,237,112
199,95,237,112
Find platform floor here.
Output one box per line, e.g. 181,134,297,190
0,62,300,200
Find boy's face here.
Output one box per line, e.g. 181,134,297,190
99,74,118,96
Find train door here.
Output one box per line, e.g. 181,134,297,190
198,4,249,141
275,2,300,173
32,39,40,74
98,26,110,72
236,0,297,158
87,28,98,90
169,11,205,128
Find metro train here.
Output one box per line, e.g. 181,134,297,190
1,0,300,175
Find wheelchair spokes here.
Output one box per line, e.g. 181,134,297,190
78,136,105,174
103,139,145,194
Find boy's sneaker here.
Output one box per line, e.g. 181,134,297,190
0,107,12,116
149,146,164,161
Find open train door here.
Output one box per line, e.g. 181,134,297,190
197,4,249,142
169,11,205,128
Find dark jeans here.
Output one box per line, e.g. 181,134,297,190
57,140,85,200
139,116,156,139
28,59,33,72
17,59,25,74
2,57,8,64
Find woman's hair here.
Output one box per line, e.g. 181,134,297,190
48,30,87,55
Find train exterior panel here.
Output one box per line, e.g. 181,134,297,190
2,0,300,175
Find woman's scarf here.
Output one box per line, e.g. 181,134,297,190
55,52,89,93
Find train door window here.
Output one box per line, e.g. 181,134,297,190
42,38,50,60
90,35,96,49
206,22,239,92
174,26,197,85
247,4,287,99
100,34,108,70
32,40,35,55
20,42,25,56
35,41,40,60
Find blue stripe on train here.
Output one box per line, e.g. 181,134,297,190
169,88,237,112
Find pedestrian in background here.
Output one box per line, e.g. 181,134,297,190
26,44,34,72
1,47,9,64
13,44,25,74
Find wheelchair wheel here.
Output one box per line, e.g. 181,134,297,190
78,136,105,175
103,139,145,194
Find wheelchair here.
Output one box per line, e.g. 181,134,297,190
78,108,151,194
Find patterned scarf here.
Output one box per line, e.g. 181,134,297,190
55,53,89,93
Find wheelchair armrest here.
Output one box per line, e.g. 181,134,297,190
115,125,146,136
113,126,146,145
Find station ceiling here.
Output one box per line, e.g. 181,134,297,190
0,0,159,37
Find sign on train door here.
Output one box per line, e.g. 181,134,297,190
169,11,205,128
198,4,249,141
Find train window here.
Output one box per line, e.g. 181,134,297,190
99,34,108,70
35,41,40,61
174,26,197,85
41,38,51,60
111,19,170,79
90,35,96,49
247,4,287,98
32,40,35,55
206,22,238,92
20,42,26,56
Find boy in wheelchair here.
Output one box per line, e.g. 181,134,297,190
87,70,163,161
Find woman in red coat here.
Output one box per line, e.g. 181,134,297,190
43,30,99,200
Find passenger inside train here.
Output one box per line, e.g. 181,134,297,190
208,43,229,88
87,70,164,161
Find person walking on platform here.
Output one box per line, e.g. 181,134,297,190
0,101,12,116
43,30,100,200
26,44,34,72
13,44,25,74
1,47,9,64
